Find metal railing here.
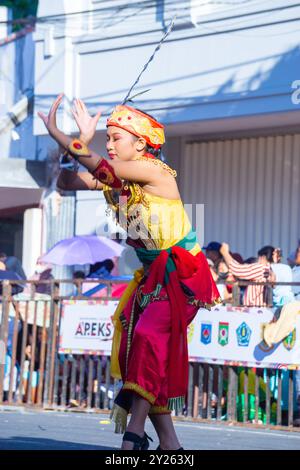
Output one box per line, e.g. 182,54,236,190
0,278,299,429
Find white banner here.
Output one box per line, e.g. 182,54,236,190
59,300,118,355
188,305,300,369
59,301,300,368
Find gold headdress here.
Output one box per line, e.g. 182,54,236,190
107,105,165,149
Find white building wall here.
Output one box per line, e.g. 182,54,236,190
177,133,300,260
26,0,300,265
33,0,300,137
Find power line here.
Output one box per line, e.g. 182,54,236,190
0,0,169,25
1,1,298,48
191,2,300,26
45,0,266,30
40,0,257,23
10,1,299,40
79,14,300,56
0,0,280,26
34,2,300,36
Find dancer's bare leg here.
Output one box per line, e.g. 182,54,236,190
149,413,181,450
122,395,151,450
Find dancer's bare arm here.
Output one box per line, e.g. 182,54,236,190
39,95,174,192
51,126,164,185
57,169,103,191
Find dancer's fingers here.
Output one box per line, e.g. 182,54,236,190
72,104,79,118
79,99,88,113
92,110,101,123
50,94,63,115
71,108,78,120
74,98,83,114
37,112,47,124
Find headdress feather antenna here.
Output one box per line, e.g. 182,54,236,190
122,15,177,105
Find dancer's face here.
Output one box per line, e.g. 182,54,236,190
106,126,146,161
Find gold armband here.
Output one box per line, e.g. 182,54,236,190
68,139,91,159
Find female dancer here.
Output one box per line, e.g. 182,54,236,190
39,95,220,450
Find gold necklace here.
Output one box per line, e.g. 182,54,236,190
135,156,177,178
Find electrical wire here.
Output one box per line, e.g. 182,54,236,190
0,0,287,26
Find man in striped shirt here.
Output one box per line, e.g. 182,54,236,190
220,243,275,307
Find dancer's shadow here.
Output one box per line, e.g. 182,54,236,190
253,306,284,361
0,436,113,451
253,340,281,361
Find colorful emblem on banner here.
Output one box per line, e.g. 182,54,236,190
218,322,229,346
236,321,252,347
201,322,212,345
283,329,296,351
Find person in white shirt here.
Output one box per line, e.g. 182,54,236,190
271,248,295,307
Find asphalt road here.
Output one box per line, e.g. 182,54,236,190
0,409,300,450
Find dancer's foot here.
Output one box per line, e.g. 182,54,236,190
157,445,184,451
122,431,153,450
122,431,144,450
156,437,182,450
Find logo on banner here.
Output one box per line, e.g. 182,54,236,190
236,322,252,347
201,323,212,345
74,320,112,339
283,329,296,351
188,323,195,344
218,322,229,346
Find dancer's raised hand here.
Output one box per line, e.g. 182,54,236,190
38,93,64,136
72,98,101,144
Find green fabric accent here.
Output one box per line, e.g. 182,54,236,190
135,229,197,287
135,229,197,307
167,396,185,412
139,283,162,307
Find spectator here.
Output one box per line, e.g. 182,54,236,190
35,263,54,295
206,257,217,281
271,248,294,307
288,240,300,268
73,270,85,279
288,251,296,268
72,270,85,295
0,253,26,280
202,241,222,267
0,261,24,295
25,262,54,296
232,253,244,264
88,259,114,279
83,260,115,297
215,258,232,302
220,243,274,307
244,257,258,264
23,326,45,403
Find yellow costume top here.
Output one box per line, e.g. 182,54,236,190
103,158,200,255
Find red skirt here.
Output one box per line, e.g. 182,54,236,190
117,285,199,414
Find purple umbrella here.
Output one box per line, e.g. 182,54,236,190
40,235,124,266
